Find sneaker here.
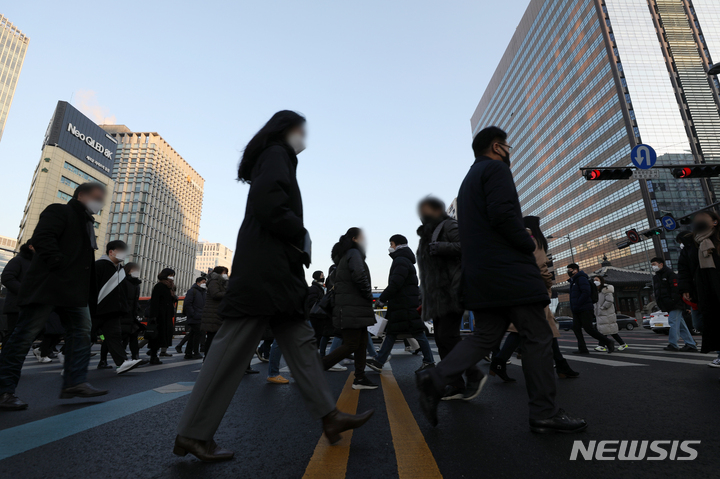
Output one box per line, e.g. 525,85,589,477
267,375,290,384
352,376,378,390
38,356,52,363
594,346,607,352
708,358,720,368
617,344,629,351
32,348,42,361
366,359,383,372
96,360,113,370
116,359,143,375
462,375,488,401
328,364,347,372
57,352,65,364
441,385,466,401
680,344,698,352
415,362,435,373
663,344,680,351
405,346,414,353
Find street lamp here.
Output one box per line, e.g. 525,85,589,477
548,234,575,264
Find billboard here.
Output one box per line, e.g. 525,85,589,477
44,101,117,178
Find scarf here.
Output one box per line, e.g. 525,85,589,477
695,229,716,269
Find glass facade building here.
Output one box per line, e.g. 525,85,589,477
0,14,29,144
101,125,204,297
470,0,720,283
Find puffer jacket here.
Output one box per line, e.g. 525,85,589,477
379,246,424,335
202,272,228,333
594,284,618,335
332,246,375,330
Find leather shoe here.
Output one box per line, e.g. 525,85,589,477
173,435,234,462
59,382,109,399
529,408,588,434
322,408,375,444
0,392,28,410
416,370,441,427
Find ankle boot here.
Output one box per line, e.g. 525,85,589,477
489,360,516,382
322,408,375,444
555,358,579,378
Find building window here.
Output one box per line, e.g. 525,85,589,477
63,162,103,184
60,176,79,190
57,190,72,202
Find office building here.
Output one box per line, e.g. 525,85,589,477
195,241,233,276
0,14,29,144
18,101,116,256
0,235,17,273
470,0,720,284
101,125,204,296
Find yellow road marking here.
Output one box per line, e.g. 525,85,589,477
302,373,358,479
381,370,443,479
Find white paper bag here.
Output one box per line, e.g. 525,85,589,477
368,314,388,337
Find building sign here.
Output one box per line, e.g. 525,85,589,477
43,101,117,178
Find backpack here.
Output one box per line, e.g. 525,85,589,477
589,280,599,304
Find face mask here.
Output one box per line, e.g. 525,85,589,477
85,200,103,215
167,276,175,281
200,283,207,289
388,247,396,254
420,214,435,224
692,221,712,233
679,243,684,250
130,271,140,278
318,278,325,284
496,144,510,167
567,270,575,277
114,251,127,261
593,281,601,287
221,274,229,280
651,265,660,272
287,132,306,155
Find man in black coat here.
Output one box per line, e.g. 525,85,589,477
0,183,110,410
368,235,435,372
567,263,613,354
415,196,481,399
183,277,207,359
1,242,34,335
416,126,586,434
652,257,697,352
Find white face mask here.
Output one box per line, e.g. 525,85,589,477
114,251,127,261
287,132,306,155
679,243,684,250
130,271,140,278
85,200,104,215
167,276,175,281
388,246,396,254
651,265,660,272
199,283,207,289
593,281,601,287
221,274,229,280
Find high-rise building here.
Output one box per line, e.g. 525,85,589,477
0,15,29,144
18,101,116,255
470,0,720,287
101,125,204,296
195,241,233,276
0,234,17,273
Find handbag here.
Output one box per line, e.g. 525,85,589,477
311,286,335,317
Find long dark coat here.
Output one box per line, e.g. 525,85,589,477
149,282,176,348
678,242,720,353
417,215,463,321
307,281,333,337
332,246,375,330
457,156,548,310
220,143,308,323
120,277,143,334
184,284,207,325
202,272,227,333
379,247,424,335
18,198,97,309
1,245,33,314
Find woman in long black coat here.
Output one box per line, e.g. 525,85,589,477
175,111,373,461
148,268,177,365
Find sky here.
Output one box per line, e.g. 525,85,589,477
0,1,529,287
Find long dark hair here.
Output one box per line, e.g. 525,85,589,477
332,227,362,261
238,110,306,182
523,216,549,252
593,275,606,290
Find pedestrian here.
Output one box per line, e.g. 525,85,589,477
307,270,332,356
201,267,226,357
652,256,697,352
147,268,178,365
175,111,373,462
182,277,207,360
95,240,142,374
413,196,482,398
1,242,34,336
367,234,435,374
120,262,145,362
415,126,586,433
0,182,110,410
490,217,578,381
592,276,627,352
567,263,614,353
322,228,379,390
266,339,289,384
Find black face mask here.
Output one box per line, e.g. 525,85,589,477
567,270,575,277
496,145,510,167
692,221,713,234
421,214,436,224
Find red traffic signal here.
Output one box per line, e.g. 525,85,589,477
671,165,720,178
583,168,633,181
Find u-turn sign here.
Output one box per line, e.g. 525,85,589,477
631,144,657,170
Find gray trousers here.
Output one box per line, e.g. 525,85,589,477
429,302,559,420
177,317,336,441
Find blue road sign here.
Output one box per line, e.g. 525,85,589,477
631,144,657,170
662,215,677,231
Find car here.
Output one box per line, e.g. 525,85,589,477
642,317,651,329
615,314,639,331
556,316,574,331
650,311,670,335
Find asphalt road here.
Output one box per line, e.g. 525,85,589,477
1,328,718,478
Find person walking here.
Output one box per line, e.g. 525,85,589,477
592,276,627,352
183,277,207,360
307,270,332,356
95,240,142,374
567,263,614,354
175,111,373,462
652,256,697,352
415,126,586,433
147,268,177,365
201,267,228,358
120,262,145,362
367,235,435,374
321,228,379,390
266,339,289,384
0,183,110,410
413,196,481,398
1,242,34,336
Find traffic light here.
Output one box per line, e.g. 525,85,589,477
583,168,633,181
671,165,720,178
642,227,662,238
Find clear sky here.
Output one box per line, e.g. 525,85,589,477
0,1,528,287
